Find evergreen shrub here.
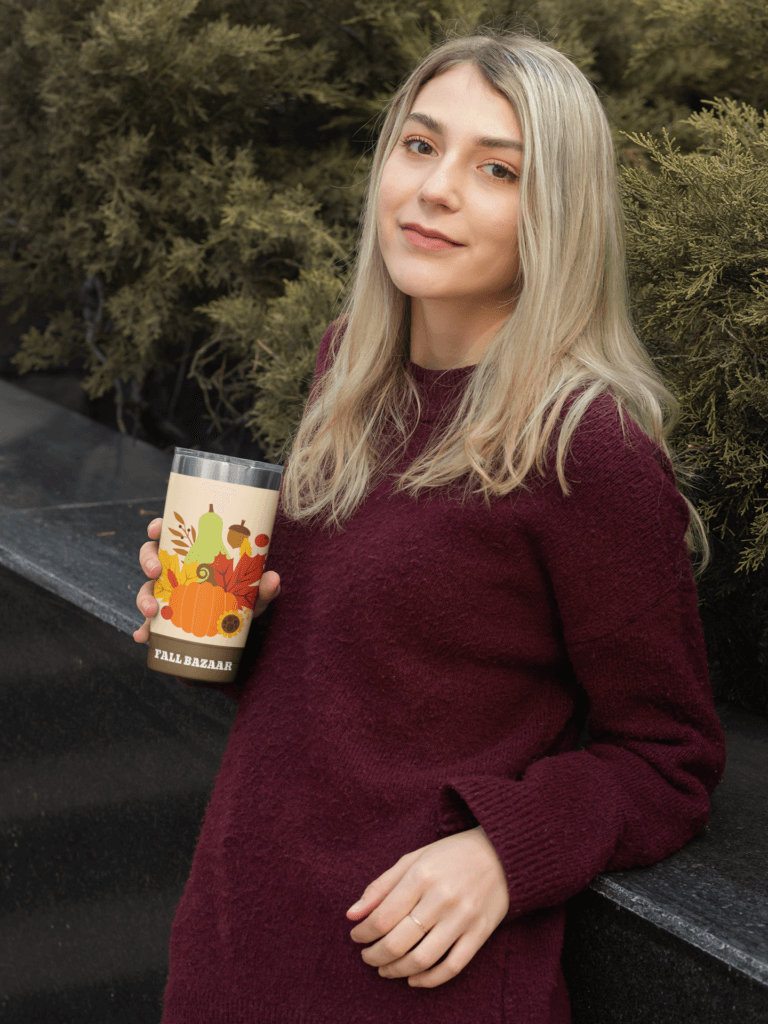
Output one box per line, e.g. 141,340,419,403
622,101,768,712
0,0,371,441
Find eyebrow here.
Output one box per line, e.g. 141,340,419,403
404,111,524,153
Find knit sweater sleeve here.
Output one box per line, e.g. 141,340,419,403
438,394,727,919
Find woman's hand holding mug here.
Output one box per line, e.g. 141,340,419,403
133,517,281,644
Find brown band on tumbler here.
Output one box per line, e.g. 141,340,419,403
148,631,243,683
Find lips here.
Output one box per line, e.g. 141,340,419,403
400,223,464,252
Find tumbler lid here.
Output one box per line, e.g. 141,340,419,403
171,448,283,491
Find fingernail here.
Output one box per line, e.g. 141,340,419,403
142,601,154,615
347,898,365,914
148,561,161,574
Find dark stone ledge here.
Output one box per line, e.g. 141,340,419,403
0,378,171,634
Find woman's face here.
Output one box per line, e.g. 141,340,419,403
376,63,523,312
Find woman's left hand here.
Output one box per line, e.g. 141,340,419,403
346,826,509,988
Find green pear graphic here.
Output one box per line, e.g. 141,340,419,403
184,504,229,565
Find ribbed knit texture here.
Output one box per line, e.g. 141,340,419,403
162,327,726,1024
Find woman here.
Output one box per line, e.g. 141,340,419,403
134,30,726,1024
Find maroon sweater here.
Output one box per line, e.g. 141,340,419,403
161,328,726,1024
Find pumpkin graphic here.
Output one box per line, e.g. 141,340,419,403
167,580,239,637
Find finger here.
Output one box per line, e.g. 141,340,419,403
133,616,152,644
406,930,483,988
136,578,158,618
133,579,158,643
139,540,161,579
147,517,162,540
347,848,423,935
360,908,435,968
252,571,281,618
376,920,459,979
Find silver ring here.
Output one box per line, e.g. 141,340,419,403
409,912,428,932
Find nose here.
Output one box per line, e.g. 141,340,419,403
418,154,461,210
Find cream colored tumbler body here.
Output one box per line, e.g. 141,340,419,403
148,448,283,682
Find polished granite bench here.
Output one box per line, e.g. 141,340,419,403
1,378,766,1023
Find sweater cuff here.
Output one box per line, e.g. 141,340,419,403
438,768,621,921
437,785,478,835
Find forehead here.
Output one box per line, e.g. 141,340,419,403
409,63,522,140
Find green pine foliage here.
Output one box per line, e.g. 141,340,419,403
622,101,768,710
628,0,768,112
0,0,358,434
1,0,767,709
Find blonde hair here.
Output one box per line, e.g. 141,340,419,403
282,30,708,567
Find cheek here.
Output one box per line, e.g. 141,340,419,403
376,170,411,267
378,150,423,224
476,231,519,293
376,187,396,250
377,158,401,214
488,211,520,272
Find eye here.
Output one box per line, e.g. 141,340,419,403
481,162,518,182
402,135,435,157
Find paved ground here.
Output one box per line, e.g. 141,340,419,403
0,568,234,1023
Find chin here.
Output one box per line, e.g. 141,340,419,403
385,270,457,301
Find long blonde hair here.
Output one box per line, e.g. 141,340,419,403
282,30,708,566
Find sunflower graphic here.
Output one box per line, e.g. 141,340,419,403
216,607,247,638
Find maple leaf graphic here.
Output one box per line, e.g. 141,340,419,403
211,552,234,590
206,552,265,609
228,552,266,609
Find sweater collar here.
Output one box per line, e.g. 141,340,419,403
406,358,475,423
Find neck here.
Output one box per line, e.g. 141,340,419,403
408,298,513,370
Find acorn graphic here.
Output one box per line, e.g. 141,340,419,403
184,504,228,565
227,519,251,550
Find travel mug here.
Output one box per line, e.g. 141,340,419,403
147,448,283,682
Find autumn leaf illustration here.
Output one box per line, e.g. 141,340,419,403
239,536,252,558
176,561,199,586
201,552,265,609
169,527,189,549
211,552,234,591
169,512,195,549
154,548,180,603
228,552,266,609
